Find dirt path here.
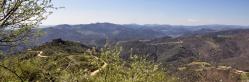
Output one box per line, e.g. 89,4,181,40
36,51,48,58
28,50,48,58
28,50,107,76
90,56,108,76
151,40,183,45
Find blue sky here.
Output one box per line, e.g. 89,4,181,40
42,0,249,25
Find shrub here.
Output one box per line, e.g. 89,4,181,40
0,47,178,82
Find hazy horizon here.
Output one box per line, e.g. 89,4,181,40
42,0,249,26
41,22,249,27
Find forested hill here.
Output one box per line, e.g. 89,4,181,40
119,29,249,81
38,23,249,47
0,39,177,82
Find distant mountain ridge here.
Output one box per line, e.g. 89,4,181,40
37,23,249,47
1,23,248,53
2,23,249,81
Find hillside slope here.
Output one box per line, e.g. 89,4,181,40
0,39,177,82
120,29,249,82
37,23,248,47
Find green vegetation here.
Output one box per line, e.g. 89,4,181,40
177,61,212,82
187,61,211,71
0,40,178,82
0,0,55,46
89,48,178,82
240,72,249,80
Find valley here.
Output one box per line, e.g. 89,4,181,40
1,0,249,81
2,23,249,81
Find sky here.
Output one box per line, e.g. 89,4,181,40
42,0,249,25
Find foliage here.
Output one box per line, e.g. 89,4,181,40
240,73,249,80
0,0,55,47
89,47,178,82
0,41,178,82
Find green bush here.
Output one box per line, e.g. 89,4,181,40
0,47,178,82
88,47,178,82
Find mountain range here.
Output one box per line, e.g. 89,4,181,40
37,23,249,47
120,28,249,82
2,23,249,81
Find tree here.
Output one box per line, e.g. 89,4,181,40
0,1,54,81
0,0,54,47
